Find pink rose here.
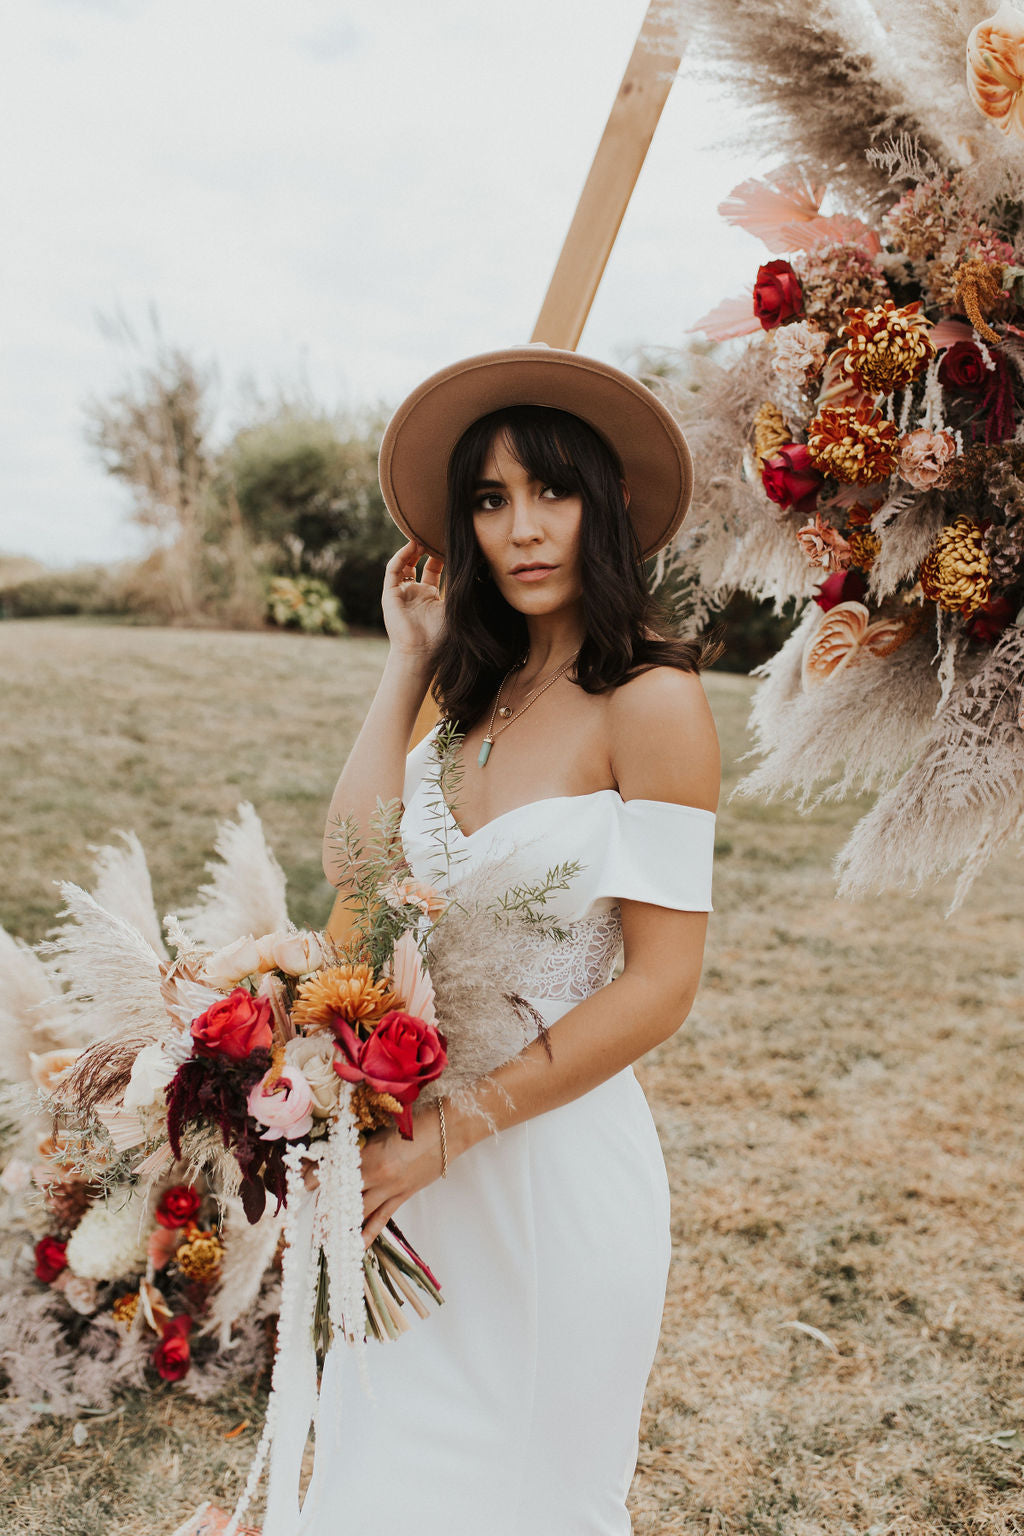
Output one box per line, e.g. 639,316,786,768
247,1064,315,1141
898,428,957,489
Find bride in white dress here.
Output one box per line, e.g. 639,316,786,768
303,347,719,1535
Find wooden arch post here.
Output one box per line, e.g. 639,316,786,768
327,2,689,936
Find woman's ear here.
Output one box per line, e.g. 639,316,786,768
620,479,631,510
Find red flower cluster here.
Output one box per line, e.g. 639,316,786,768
34,1234,69,1283
152,1314,192,1381
156,1184,201,1230
191,989,272,1060
814,570,867,611
753,260,805,330
332,1011,447,1138
761,444,824,511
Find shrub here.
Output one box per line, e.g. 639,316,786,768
221,407,399,628
266,575,346,636
0,566,135,620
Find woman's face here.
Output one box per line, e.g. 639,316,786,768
471,433,584,616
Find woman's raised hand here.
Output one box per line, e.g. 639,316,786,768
382,539,446,662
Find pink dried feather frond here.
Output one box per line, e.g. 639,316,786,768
177,802,290,949
88,831,168,960
388,931,437,1028
718,165,827,248
689,293,760,341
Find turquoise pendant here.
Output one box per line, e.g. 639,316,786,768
478,736,493,767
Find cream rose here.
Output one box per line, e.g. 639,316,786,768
284,1034,341,1118
269,929,329,976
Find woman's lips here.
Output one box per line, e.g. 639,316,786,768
510,565,556,583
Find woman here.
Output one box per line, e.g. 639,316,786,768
303,346,719,1535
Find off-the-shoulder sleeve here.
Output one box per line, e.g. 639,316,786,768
594,798,715,913
402,725,442,808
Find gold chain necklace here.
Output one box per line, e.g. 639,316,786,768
477,652,579,767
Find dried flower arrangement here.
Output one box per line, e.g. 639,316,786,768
659,3,1024,908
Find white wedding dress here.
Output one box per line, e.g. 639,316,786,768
295,731,715,1535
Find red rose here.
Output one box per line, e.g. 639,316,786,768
814,569,867,611
153,1314,192,1381
938,341,987,391
34,1234,68,1283
761,444,824,510
965,595,1014,643
191,988,273,1060
753,259,805,330
155,1184,201,1229
332,1011,447,1138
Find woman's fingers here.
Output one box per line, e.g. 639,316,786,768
384,540,423,588
420,554,445,591
362,1197,401,1248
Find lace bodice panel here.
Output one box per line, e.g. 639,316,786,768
400,729,715,1008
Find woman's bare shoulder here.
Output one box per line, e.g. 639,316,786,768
606,666,720,812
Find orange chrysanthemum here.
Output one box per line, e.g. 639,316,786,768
840,300,934,395
806,405,900,485
291,963,397,1033
919,515,991,616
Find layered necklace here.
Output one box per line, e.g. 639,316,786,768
477,650,580,767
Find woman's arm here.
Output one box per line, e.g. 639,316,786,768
321,539,444,884
359,666,721,1240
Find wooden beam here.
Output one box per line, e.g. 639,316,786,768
531,1,690,351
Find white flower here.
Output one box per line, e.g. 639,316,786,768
285,1034,341,1119
200,933,267,989
270,929,329,976
65,1200,149,1281
123,1042,178,1112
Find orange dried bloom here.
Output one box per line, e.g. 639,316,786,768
175,1227,225,1285
291,963,397,1033
919,516,991,616
807,405,900,484
112,1292,139,1325
350,1081,406,1134
840,301,934,395
847,527,882,571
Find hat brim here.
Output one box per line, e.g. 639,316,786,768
378,347,692,560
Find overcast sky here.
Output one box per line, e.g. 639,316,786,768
0,0,767,567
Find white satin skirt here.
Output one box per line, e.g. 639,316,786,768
296,1048,671,1536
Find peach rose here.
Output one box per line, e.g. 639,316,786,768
796,513,853,572
380,877,447,920
269,930,329,976
898,428,957,489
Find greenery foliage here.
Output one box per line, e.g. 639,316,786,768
266,575,346,636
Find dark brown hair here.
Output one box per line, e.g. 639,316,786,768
430,405,712,730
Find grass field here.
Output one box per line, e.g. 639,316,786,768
1,620,1023,1536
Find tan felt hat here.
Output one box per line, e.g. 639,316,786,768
378,345,693,560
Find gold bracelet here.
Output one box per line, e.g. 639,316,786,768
437,1097,448,1179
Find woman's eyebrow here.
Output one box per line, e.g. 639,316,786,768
474,477,506,490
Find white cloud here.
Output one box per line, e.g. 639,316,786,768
0,0,768,565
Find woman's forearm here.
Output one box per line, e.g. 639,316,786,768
321,650,432,881
444,951,704,1160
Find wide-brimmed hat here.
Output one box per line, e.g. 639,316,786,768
378,345,692,559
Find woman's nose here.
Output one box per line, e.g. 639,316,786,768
507,492,543,543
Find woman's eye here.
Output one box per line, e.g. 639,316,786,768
474,493,505,512
541,484,569,500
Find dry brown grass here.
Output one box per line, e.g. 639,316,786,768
1,624,1023,1535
